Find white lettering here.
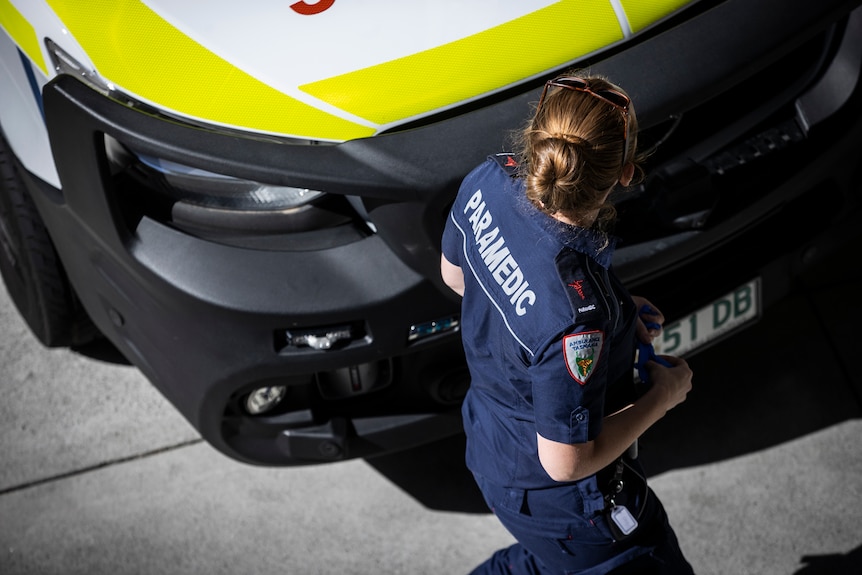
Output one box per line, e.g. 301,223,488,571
476,227,499,253
510,280,529,304
473,210,493,238
492,255,517,285
516,290,536,316
461,188,536,315
501,267,524,295
481,239,510,273
465,189,483,212
468,201,485,230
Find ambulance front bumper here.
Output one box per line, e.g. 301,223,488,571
34,76,474,465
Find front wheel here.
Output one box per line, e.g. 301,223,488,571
0,134,97,347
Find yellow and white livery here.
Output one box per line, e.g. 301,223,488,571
1,0,693,182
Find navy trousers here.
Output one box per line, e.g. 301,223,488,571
470,474,694,575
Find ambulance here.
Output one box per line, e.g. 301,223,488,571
1,0,861,465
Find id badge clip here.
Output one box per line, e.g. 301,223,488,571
610,505,638,536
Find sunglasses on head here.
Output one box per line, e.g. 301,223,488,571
537,76,631,167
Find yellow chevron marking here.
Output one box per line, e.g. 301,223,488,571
301,0,624,125
0,0,48,74
45,0,375,140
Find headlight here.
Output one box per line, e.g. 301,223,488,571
47,39,372,244
104,136,370,244
133,153,324,212
105,135,323,212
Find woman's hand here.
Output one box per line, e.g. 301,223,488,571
539,354,693,482
645,355,693,413
631,295,664,344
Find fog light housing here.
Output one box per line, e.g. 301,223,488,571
245,386,288,415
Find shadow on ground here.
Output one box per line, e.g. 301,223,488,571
793,543,862,574
367,234,862,513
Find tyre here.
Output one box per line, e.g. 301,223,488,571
0,134,97,347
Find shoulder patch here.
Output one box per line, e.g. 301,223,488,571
555,248,601,323
564,330,604,385
491,153,519,177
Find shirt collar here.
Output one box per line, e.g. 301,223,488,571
517,183,618,269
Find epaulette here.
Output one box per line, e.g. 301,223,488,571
491,153,520,177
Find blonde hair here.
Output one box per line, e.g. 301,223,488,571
516,74,641,230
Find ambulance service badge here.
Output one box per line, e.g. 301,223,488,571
564,330,604,385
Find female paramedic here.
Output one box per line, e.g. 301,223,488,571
440,74,696,574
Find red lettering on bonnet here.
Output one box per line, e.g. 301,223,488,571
290,0,335,15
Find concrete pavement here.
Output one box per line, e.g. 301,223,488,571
1,234,861,574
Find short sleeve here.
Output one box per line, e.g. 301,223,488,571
530,327,610,445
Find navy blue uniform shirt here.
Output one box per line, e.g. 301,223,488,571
442,155,638,490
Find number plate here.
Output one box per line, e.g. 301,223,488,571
653,278,761,357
